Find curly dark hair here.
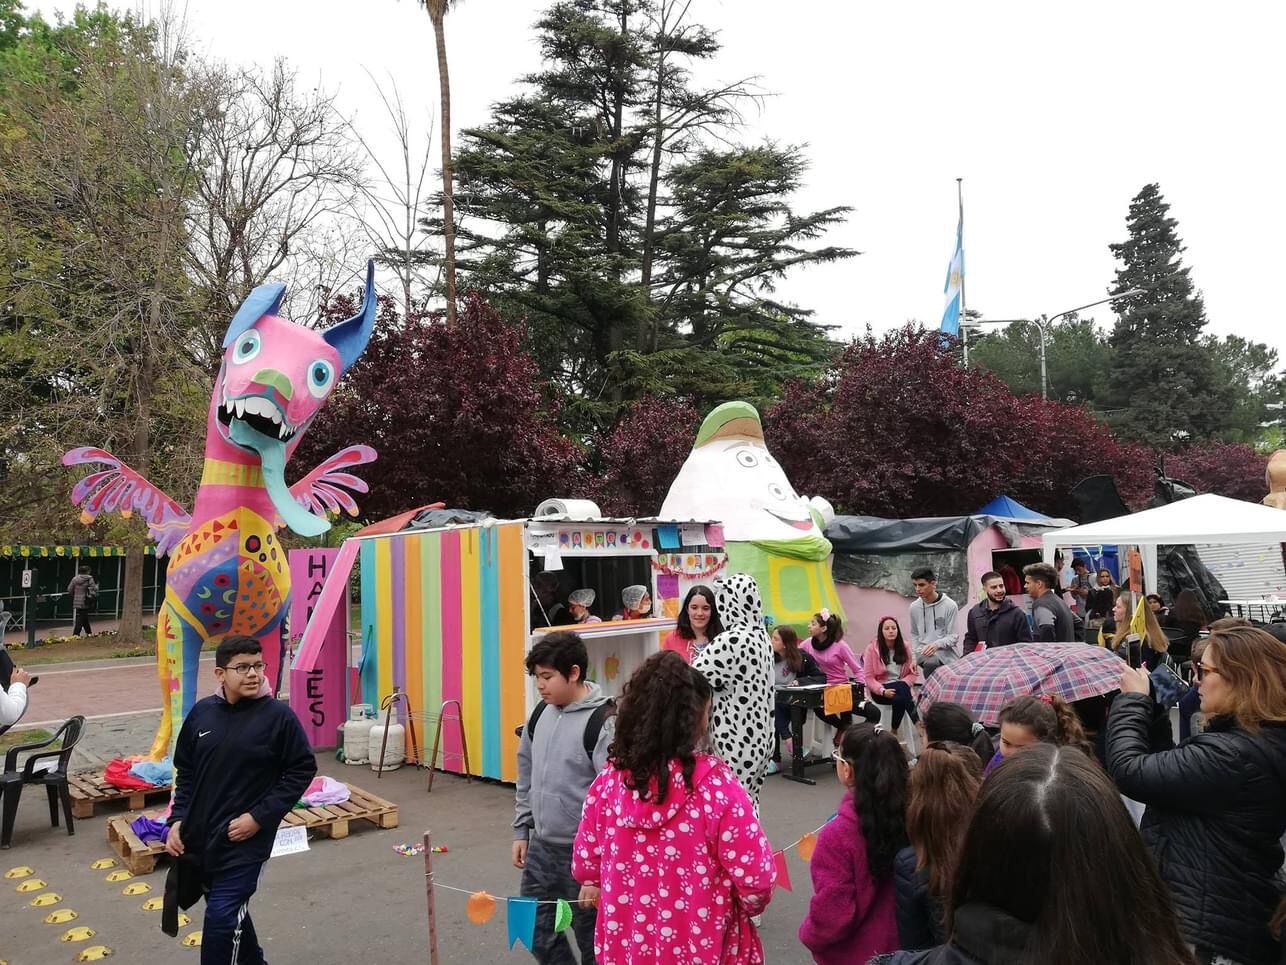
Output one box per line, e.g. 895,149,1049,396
839,722,909,879
999,695,1093,758
674,585,724,641
608,651,712,804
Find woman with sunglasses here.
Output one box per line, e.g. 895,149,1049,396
1108,624,1286,965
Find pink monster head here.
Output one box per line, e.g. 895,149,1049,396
208,261,376,536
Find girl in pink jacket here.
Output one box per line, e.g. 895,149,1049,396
572,651,777,963
861,616,921,731
799,722,907,963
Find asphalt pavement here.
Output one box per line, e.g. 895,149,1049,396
0,708,835,964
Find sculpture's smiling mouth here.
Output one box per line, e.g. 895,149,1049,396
767,510,814,531
216,386,298,443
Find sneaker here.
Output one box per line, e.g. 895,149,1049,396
766,760,779,775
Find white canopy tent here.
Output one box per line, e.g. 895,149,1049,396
1041,493,1286,593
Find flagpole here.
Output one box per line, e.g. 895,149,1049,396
957,178,968,366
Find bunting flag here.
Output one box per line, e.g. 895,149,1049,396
506,897,538,950
773,850,792,892
553,898,573,934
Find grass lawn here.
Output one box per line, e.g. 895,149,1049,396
6,629,217,666
0,727,53,753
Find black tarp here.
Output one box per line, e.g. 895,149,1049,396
826,515,1027,553
826,515,1059,605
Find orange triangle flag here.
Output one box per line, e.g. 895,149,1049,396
773,850,792,892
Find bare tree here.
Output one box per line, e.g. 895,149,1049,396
345,70,437,321
185,61,362,355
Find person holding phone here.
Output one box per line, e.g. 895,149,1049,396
1108,625,1286,965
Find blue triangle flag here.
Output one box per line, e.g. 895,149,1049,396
507,897,538,951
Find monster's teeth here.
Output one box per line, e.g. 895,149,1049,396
278,423,289,440
235,399,246,418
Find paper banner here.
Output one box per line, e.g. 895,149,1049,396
507,897,538,950
704,523,725,547
823,684,853,716
679,523,705,546
657,525,680,550
773,850,792,891
797,831,817,862
656,573,680,602
553,897,573,933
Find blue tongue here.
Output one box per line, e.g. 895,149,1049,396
230,420,330,537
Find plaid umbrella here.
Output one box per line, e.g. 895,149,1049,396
917,643,1124,725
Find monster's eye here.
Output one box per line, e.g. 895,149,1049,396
768,483,788,501
735,449,760,468
232,330,261,364
307,359,336,398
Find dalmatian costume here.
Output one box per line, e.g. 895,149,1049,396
691,573,776,810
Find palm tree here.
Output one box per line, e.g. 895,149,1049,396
422,0,457,327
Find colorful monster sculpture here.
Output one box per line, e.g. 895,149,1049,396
64,262,380,758
659,401,844,634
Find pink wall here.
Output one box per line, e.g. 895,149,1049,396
833,526,1052,655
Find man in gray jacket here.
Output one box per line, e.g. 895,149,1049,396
909,567,961,678
67,565,97,637
513,630,613,965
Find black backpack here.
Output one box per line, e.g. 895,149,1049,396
520,699,616,761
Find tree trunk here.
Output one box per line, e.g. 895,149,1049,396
639,33,666,352
430,11,457,329
118,348,153,645
639,1,670,353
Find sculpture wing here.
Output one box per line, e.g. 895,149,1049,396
287,445,378,520
62,447,191,555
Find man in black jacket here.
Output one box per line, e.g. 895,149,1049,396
963,571,1033,651
1023,563,1075,643
164,635,317,964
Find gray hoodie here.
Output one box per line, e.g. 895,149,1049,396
513,681,614,845
908,592,961,662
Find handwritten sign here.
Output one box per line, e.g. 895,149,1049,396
270,825,310,858
823,684,853,716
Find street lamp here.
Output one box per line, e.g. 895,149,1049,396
963,289,1142,400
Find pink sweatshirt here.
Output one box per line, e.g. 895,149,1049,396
572,754,777,963
801,638,863,685
798,791,899,964
860,640,919,689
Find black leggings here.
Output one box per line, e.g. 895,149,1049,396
871,680,918,730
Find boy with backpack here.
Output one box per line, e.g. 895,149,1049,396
513,630,614,965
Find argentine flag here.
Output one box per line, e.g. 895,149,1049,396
940,217,963,335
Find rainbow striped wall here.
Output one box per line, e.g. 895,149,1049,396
357,522,528,783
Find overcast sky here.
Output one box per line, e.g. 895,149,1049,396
29,0,1286,360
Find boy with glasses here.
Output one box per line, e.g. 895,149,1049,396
164,635,316,963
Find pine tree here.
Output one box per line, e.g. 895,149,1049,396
449,0,852,428
1102,183,1234,446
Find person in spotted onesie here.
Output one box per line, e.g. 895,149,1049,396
692,573,776,811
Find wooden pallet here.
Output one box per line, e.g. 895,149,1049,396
104,782,399,875
106,815,166,875
68,770,172,820
277,784,399,840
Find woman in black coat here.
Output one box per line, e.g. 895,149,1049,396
1108,625,1286,965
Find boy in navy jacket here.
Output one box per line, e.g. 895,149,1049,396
165,635,316,964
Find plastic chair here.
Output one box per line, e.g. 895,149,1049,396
1,715,86,849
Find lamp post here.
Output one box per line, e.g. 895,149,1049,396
963,289,1142,400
